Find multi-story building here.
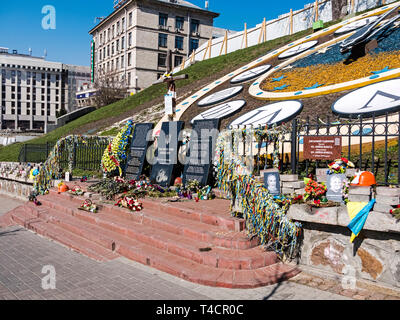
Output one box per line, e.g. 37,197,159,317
65,64,92,111
0,48,90,131
89,0,219,93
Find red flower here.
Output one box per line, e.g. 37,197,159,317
341,158,348,164
390,210,393,214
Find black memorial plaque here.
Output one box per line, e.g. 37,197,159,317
150,121,184,187
182,119,220,186
125,123,154,180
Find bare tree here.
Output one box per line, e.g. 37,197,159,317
92,70,129,108
332,0,349,21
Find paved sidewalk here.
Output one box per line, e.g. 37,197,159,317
0,225,350,300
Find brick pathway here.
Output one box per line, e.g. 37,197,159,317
0,225,350,300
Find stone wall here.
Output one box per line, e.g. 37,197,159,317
287,203,400,288
0,162,39,200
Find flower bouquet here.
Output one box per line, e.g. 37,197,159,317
197,185,213,200
69,185,85,196
327,158,354,175
115,196,143,212
303,179,332,207
78,199,98,213
390,205,400,220
291,194,304,204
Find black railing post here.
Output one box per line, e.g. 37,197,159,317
398,112,400,185
384,112,389,185
24,144,27,163
72,141,77,172
291,118,297,174
372,113,375,174
359,115,363,170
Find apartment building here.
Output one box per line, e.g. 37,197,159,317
89,0,219,93
0,48,90,131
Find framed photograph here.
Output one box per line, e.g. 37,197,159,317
326,174,346,202
263,172,280,196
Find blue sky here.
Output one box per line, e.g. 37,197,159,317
0,0,309,66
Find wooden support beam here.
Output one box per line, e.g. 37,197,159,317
263,17,267,42
290,9,293,35
209,37,212,59
225,30,228,55
258,19,264,44
315,0,319,22
244,23,248,48
219,30,228,56
190,50,195,63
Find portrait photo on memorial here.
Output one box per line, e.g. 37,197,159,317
263,172,280,196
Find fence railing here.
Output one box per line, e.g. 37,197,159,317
19,141,109,172
284,112,400,185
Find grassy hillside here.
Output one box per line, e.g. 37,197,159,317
0,20,343,162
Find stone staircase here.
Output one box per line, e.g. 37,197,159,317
3,186,300,288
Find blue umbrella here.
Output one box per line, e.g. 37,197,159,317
347,199,376,241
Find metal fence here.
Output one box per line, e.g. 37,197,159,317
18,140,109,172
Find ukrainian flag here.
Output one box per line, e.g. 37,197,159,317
346,199,376,243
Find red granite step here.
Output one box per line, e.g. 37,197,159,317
117,239,300,288
5,185,301,288
49,188,245,232
41,193,258,250
9,208,119,262
26,202,277,270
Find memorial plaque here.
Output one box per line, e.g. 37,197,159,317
125,123,154,180
326,174,346,202
263,171,280,196
303,136,342,160
182,119,220,186
150,121,184,187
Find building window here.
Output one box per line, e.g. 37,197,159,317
128,32,132,47
121,55,124,68
116,39,119,52
122,36,125,49
189,38,199,53
127,72,131,86
128,53,132,66
175,36,183,50
176,16,184,30
159,13,168,27
116,57,119,70
128,12,133,26
190,19,200,33
107,45,110,57
122,17,125,31
117,21,120,34
112,42,115,55
174,55,183,67
159,34,168,47
158,53,167,67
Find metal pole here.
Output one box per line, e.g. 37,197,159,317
291,119,297,174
